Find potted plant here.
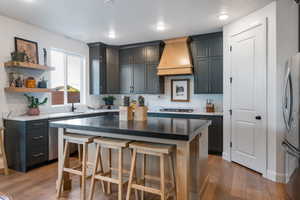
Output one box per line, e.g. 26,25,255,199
102,96,116,106
25,94,48,116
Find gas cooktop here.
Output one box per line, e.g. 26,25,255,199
159,108,194,113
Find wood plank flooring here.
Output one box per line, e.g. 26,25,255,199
0,155,289,200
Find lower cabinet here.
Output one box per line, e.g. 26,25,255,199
4,112,111,172
207,116,223,155
148,113,223,155
5,119,49,172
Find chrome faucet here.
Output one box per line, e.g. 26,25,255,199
71,103,77,112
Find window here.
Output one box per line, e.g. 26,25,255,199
50,49,85,105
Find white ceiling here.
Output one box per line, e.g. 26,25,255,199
0,0,273,45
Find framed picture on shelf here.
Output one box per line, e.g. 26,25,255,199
171,79,190,102
14,37,39,64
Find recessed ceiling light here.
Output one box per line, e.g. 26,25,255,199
108,31,116,39
219,14,229,21
156,22,166,31
104,0,114,5
23,0,35,2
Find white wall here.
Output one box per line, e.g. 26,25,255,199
223,0,299,183
0,15,89,118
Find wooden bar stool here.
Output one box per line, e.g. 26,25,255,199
126,142,176,200
0,128,9,176
57,134,95,200
88,137,131,200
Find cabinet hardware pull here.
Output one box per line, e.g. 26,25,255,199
32,122,45,126
32,136,44,140
32,153,44,158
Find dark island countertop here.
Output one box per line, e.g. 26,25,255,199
50,115,211,141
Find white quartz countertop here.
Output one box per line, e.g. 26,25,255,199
5,109,223,122
148,111,223,116
4,109,119,121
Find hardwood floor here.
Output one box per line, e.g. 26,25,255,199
202,155,289,200
0,155,289,200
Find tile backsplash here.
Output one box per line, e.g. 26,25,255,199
90,75,223,112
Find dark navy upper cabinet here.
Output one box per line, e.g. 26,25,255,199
146,63,164,94
194,58,210,93
89,43,106,95
119,42,164,94
133,64,146,94
210,56,223,93
88,43,107,95
191,32,223,94
106,47,120,94
88,43,121,95
145,45,160,64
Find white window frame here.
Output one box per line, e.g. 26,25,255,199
49,48,86,106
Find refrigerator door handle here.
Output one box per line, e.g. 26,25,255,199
282,140,300,158
282,66,294,133
284,138,300,154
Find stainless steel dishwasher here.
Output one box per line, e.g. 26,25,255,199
48,126,58,161
48,119,76,161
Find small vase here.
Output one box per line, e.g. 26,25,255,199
27,108,40,116
105,100,114,106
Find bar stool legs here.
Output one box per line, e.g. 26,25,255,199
57,134,94,200
141,154,146,200
126,142,176,200
81,143,87,200
88,138,130,200
88,144,106,200
126,149,137,200
160,154,165,200
107,148,112,194
57,141,70,198
0,128,9,176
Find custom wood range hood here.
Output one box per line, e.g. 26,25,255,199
157,37,193,76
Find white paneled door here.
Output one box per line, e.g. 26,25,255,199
230,22,267,174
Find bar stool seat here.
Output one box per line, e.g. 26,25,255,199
57,133,95,200
93,137,130,148
126,142,176,200
64,134,94,144
88,137,131,200
129,142,174,155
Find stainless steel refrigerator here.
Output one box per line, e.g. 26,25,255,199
282,54,300,200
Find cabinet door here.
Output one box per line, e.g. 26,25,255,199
133,47,146,64
209,35,223,57
208,117,223,155
120,64,133,94
191,39,210,59
194,58,210,94
119,48,132,65
146,64,164,94
210,57,223,94
106,47,120,94
145,45,160,64
133,64,146,93
89,44,106,95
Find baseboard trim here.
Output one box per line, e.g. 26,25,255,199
200,175,210,198
265,169,286,183
222,152,230,161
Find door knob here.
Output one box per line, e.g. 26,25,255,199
255,116,262,120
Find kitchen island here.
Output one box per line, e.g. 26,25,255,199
50,115,211,200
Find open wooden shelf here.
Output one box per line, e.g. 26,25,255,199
4,61,54,71
5,87,53,93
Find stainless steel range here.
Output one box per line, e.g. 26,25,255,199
159,108,194,113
